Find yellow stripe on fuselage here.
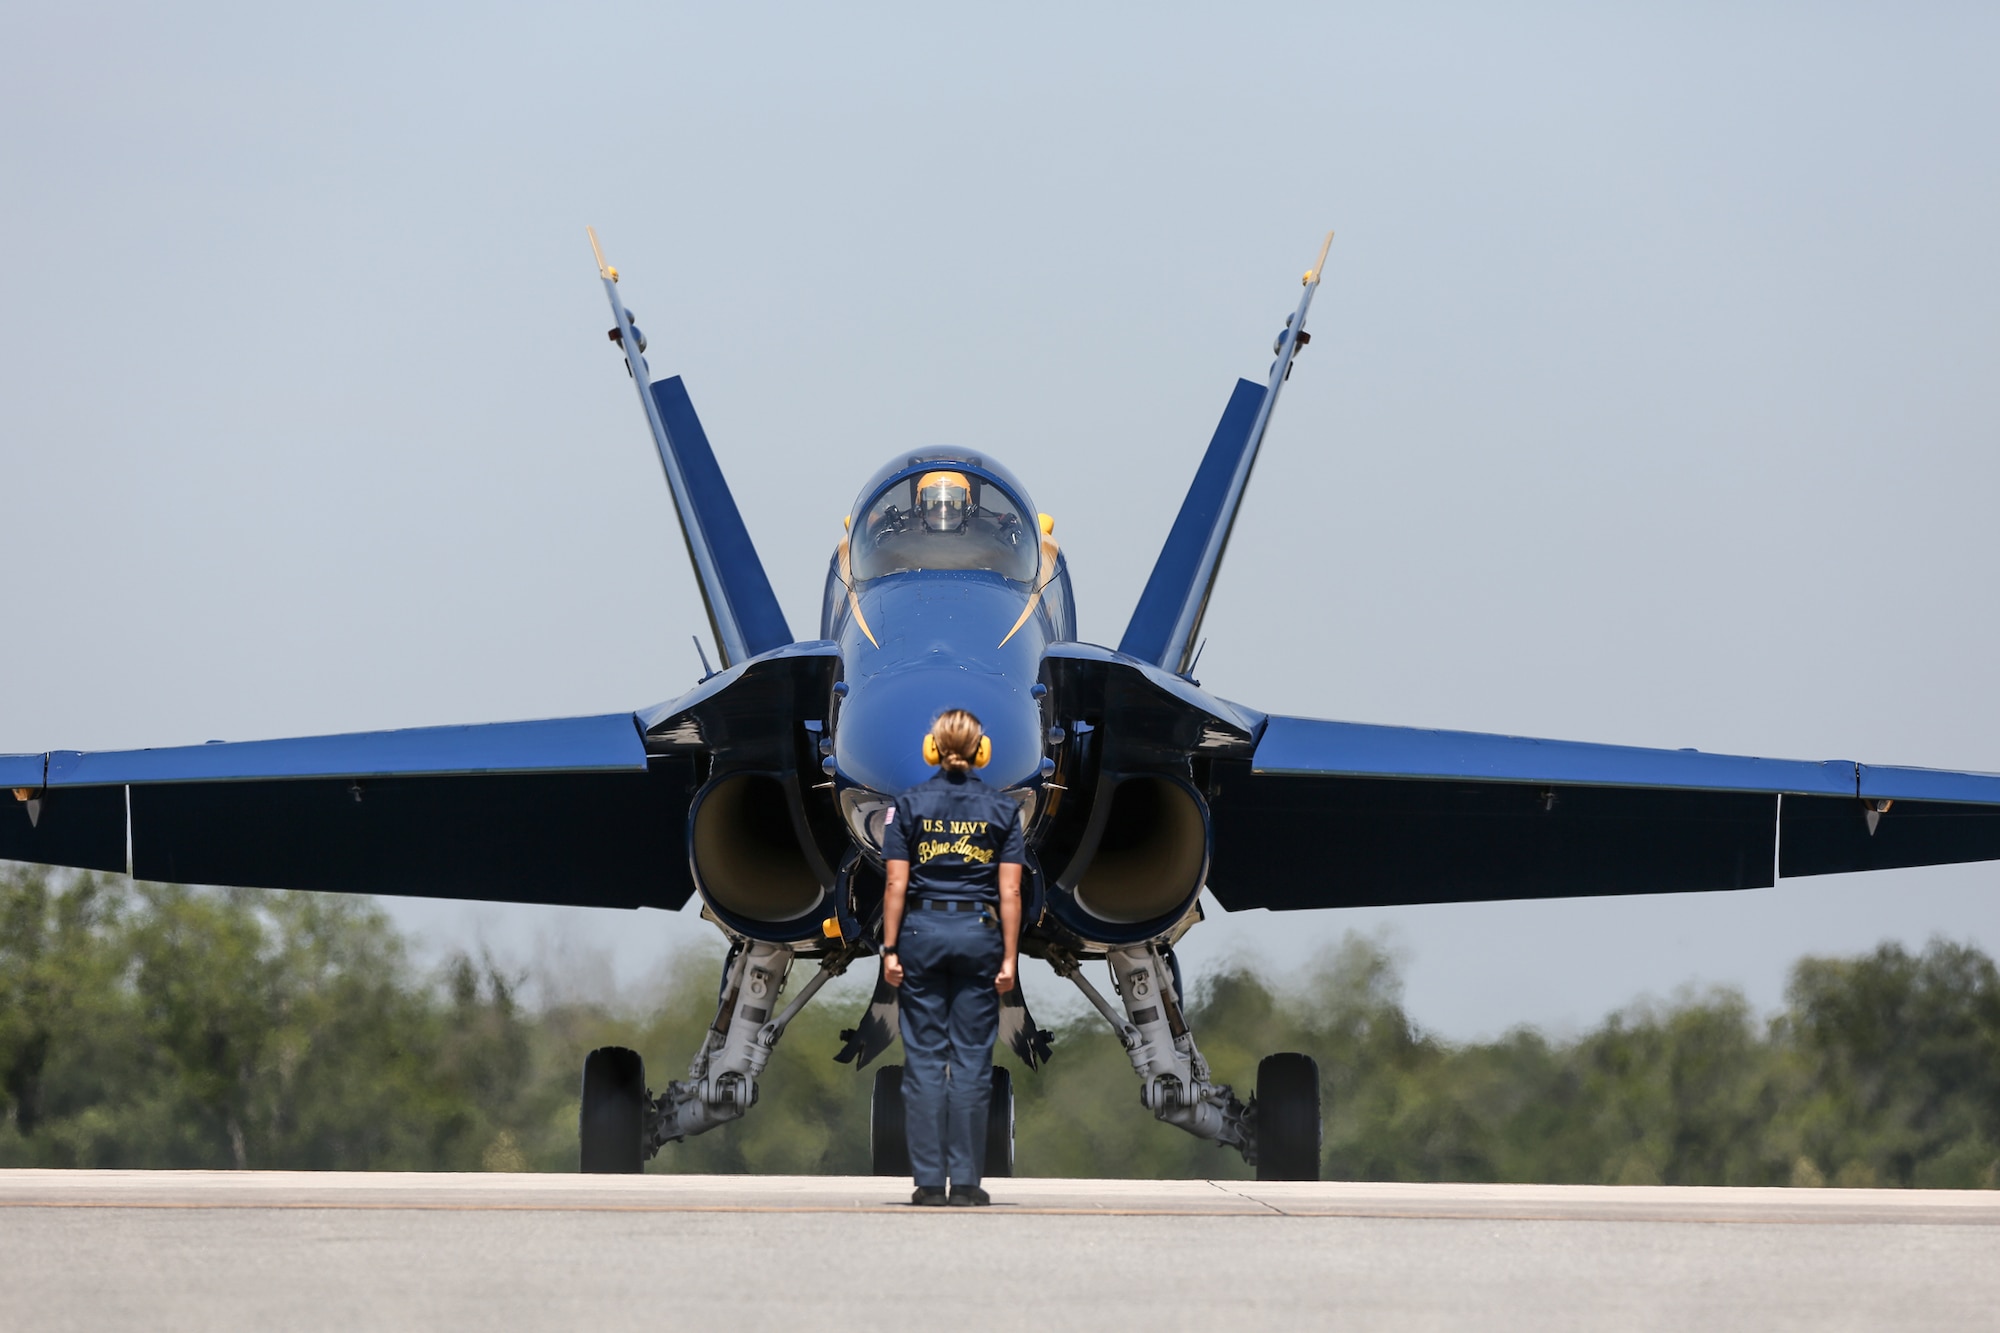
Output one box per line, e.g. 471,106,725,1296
838,539,880,648
997,531,1061,648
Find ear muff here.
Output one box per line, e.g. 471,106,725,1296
922,733,992,768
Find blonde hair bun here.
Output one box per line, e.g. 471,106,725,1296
926,709,988,773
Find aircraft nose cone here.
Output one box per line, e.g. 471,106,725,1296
834,665,1042,797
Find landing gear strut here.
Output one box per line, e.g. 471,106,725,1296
645,941,802,1148
577,939,858,1171
1056,942,1323,1181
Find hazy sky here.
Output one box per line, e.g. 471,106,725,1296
4,3,1997,1039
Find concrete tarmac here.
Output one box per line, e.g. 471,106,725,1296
3,1171,1996,1331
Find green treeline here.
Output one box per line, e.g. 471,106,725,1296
3,865,1997,1186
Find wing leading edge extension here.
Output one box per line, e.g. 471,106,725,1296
590,228,792,667
1120,232,1334,676
1206,715,2000,911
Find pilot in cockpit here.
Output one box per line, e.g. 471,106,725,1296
916,471,972,534
856,468,1036,581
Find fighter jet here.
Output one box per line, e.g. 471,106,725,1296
7,230,1998,1180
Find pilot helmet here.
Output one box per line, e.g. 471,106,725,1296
916,471,971,533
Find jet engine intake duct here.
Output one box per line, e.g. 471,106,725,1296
689,770,828,940
1053,772,1210,944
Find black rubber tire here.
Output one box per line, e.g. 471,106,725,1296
1254,1052,1323,1182
871,1064,910,1177
984,1065,1015,1178
579,1046,646,1174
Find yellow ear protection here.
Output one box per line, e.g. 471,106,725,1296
922,734,992,768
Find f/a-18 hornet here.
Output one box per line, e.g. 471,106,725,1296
9,230,2000,1179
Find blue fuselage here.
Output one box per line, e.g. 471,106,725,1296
818,454,1076,861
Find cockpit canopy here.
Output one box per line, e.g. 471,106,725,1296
849,452,1040,583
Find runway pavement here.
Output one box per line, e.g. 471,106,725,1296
4,1171,1996,1331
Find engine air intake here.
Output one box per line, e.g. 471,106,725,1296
1069,775,1208,929
690,773,825,929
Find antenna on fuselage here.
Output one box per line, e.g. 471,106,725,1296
1183,638,1208,684
692,635,716,683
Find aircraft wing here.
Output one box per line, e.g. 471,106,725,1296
1205,714,2000,910
1,713,699,909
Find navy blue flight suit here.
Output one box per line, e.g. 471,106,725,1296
882,770,1026,1191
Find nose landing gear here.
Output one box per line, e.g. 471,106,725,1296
869,1063,1015,1179
1253,1052,1323,1182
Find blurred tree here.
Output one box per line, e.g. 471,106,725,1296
3,863,1997,1187
1778,941,2000,1189
0,870,135,1161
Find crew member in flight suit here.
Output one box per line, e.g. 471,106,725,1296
880,708,1025,1207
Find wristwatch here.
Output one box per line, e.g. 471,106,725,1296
880,945,899,956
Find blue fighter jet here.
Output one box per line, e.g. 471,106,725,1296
8,229,2000,1180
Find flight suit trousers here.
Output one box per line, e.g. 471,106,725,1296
898,905,1002,1189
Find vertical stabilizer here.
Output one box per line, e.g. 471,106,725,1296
590,229,794,666
1119,233,1333,675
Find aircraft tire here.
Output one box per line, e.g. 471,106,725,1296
984,1065,1015,1178
871,1064,911,1176
1254,1052,1322,1182
579,1046,646,1174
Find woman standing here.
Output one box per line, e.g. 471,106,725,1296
879,708,1025,1207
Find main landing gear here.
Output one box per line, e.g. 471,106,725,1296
1054,943,1323,1181
577,934,1319,1180
579,939,855,1173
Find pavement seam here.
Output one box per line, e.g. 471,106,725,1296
1205,1179,1286,1215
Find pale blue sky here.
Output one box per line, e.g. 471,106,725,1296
4,3,1997,1038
